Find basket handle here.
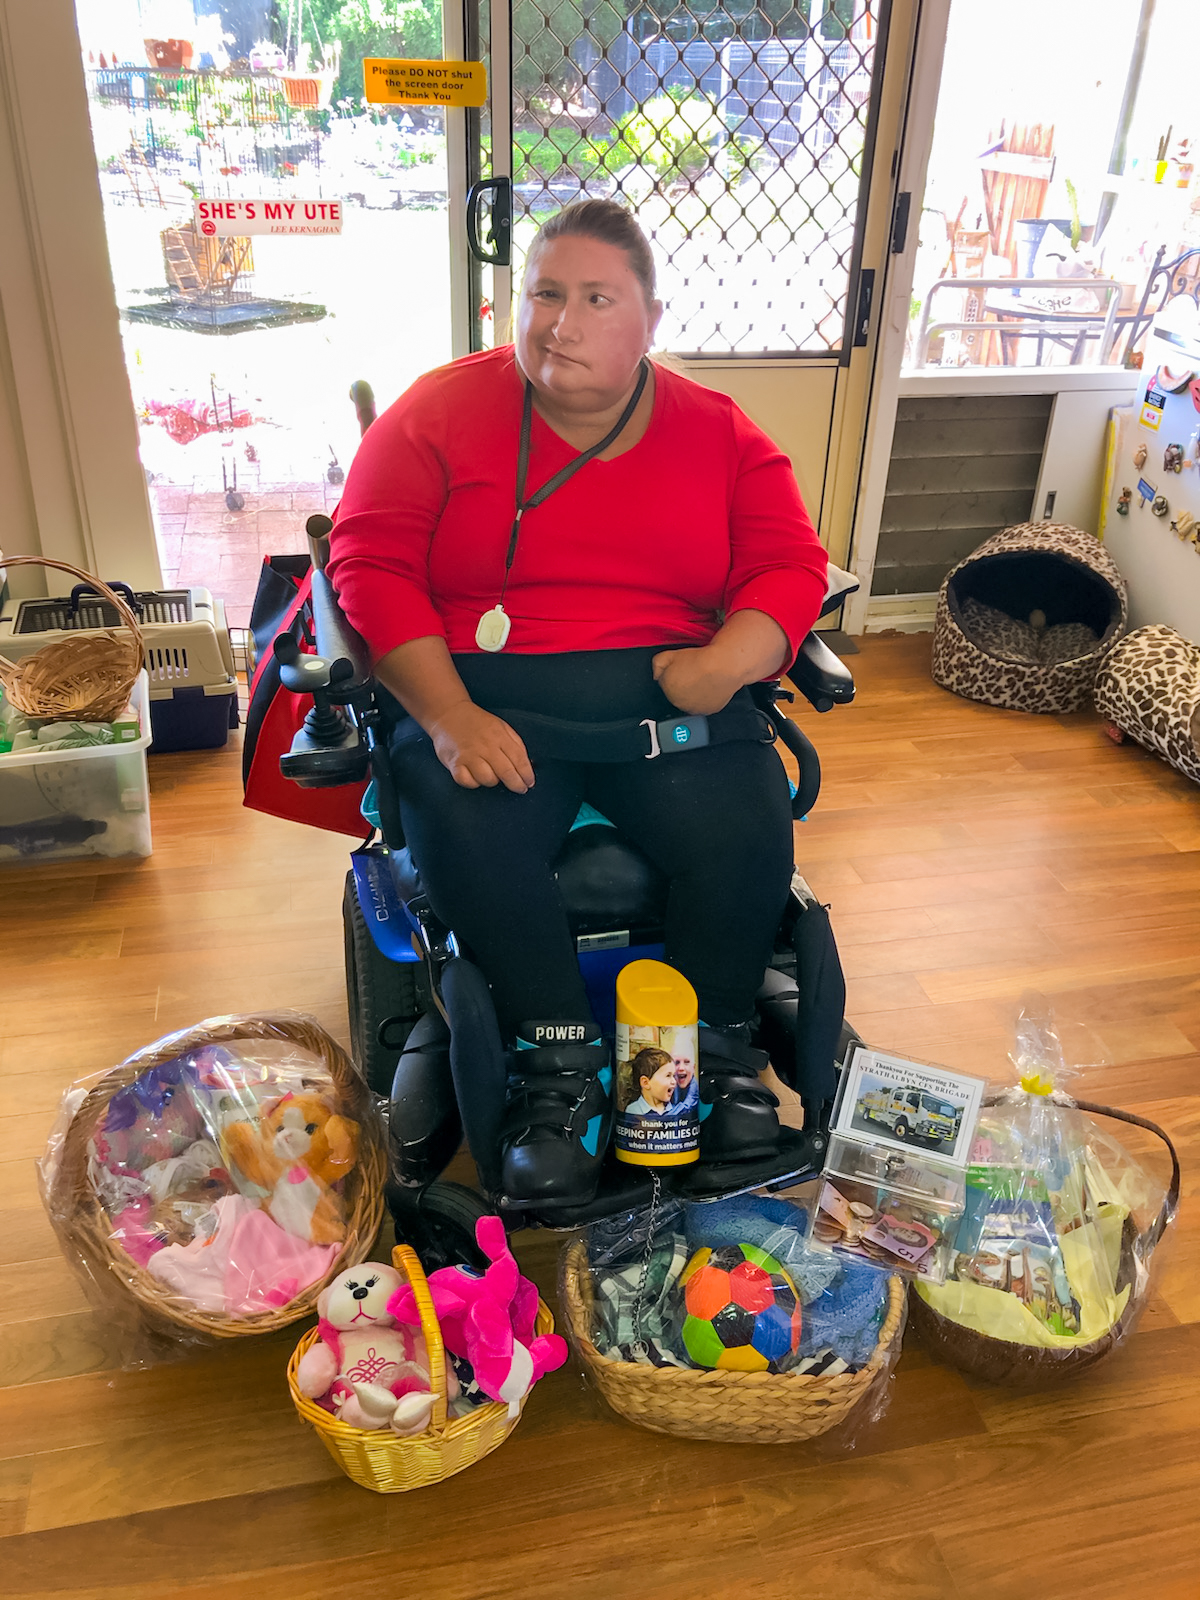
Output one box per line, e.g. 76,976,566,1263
0,556,145,674
1072,1098,1181,1255
391,1243,448,1433
984,1092,1180,1257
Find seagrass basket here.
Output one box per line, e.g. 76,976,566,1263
0,556,145,721
46,1013,386,1341
287,1242,556,1492
908,1100,1180,1390
561,1239,905,1443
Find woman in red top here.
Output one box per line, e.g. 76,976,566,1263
328,199,827,1208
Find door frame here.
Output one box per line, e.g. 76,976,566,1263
842,0,950,633
0,0,160,592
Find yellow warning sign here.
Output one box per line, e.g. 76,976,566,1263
363,58,488,107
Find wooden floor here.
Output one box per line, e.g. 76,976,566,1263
1,633,1198,1600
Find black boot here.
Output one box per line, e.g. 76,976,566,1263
499,1022,613,1208
698,1023,783,1163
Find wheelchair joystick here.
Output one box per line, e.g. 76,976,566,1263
274,636,369,784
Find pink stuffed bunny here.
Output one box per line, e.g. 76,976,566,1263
295,1262,459,1435
390,1217,567,1419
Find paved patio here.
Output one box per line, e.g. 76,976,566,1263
151,479,340,630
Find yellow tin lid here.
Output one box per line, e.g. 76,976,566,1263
615,959,697,1027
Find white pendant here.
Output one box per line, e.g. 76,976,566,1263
475,605,511,652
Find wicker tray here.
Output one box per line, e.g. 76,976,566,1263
561,1238,905,1443
287,1242,555,1493
0,556,144,722
908,1099,1180,1389
47,1012,386,1340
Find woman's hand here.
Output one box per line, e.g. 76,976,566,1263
653,610,792,715
428,702,535,793
651,646,743,715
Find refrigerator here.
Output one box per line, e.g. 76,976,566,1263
1099,299,1200,641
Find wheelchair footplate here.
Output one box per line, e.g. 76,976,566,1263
670,1125,822,1202
497,1128,823,1230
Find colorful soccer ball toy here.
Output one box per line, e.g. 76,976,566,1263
677,1243,802,1372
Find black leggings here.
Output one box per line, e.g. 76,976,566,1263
386,649,794,1037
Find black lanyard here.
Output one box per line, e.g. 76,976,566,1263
498,359,650,602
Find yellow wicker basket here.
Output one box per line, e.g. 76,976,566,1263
561,1239,905,1444
288,1242,556,1493
0,556,145,722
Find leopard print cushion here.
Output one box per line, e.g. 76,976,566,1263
931,522,1127,715
959,598,1042,663
958,599,1100,667
1094,624,1200,785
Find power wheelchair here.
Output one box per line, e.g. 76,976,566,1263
270,506,859,1266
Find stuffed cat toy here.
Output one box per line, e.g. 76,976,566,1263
223,1091,359,1245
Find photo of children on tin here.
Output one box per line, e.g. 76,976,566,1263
615,1023,699,1162
616,1027,699,1118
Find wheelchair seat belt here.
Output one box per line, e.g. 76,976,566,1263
492,701,776,764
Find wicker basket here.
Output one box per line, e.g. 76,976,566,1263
908,1100,1180,1389
561,1239,905,1443
47,1013,386,1341
287,1242,556,1492
0,556,145,722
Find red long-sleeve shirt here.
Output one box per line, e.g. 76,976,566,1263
327,346,828,662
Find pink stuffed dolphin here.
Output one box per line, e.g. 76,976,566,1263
391,1216,567,1419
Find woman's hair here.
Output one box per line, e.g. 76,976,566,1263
529,198,657,306
630,1046,673,1091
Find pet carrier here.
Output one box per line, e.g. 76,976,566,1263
0,577,238,752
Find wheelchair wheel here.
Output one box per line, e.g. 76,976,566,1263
391,1181,497,1274
343,870,432,1095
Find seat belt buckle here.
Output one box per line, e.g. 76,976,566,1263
641,715,710,758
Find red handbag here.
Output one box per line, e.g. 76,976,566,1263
241,564,370,838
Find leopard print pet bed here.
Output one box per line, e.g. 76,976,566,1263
931,522,1127,714
1094,625,1200,785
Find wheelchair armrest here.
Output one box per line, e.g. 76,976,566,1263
310,569,374,702
788,632,855,713
819,561,860,620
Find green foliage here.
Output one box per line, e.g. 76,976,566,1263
305,0,443,104
609,92,724,186
512,93,761,189
819,0,857,39
513,126,609,179
1064,177,1082,252
513,0,631,99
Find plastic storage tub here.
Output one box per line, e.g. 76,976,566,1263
0,672,153,864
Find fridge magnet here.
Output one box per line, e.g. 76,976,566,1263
1137,477,1156,507
1164,442,1184,473
1151,493,1170,517
1116,487,1132,516
1133,443,1148,469
1171,508,1197,543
